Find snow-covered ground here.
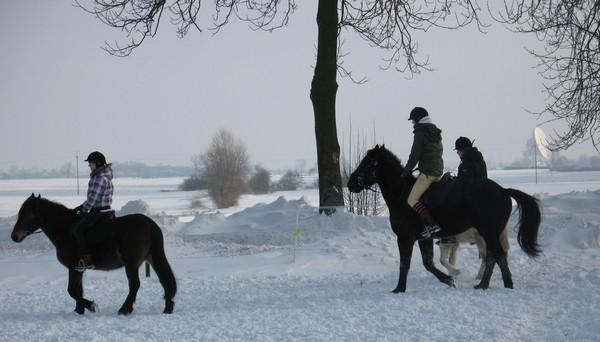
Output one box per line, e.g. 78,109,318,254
0,170,599,341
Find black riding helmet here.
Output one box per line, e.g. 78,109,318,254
454,137,473,150
84,151,107,166
408,107,429,121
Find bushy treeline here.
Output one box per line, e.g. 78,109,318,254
180,129,309,208
0,162,193,179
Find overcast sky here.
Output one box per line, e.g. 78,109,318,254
1,1,596,172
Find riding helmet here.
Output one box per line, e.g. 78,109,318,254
408,107,429,121
84,151,107,166
454,137,473,150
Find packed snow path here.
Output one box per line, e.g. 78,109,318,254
1,187,599,341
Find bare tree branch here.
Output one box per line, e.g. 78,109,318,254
339,0,486,75
497,0,600,151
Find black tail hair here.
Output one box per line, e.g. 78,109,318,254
506,188,542,258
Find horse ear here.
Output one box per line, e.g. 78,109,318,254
37,194,41,199
374,144,380,150
381,144,386,149
30,193,35,198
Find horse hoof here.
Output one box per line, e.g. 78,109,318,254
118,307,133,315
163,301,174,314
74,306,85,315
447,278,456,288
474,284,488,290
87,302,98,313
391,288,405,293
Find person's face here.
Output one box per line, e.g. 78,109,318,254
457,149,465,158
88,162,97,172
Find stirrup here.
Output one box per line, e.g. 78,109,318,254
74,258,95,273
421,224,441,238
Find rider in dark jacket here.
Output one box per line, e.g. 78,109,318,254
455,136,487,181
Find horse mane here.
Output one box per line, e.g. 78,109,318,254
33,196,77,223
38,197,71,211
378,146,415,182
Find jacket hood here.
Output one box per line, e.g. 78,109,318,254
91,164,113,180
414,123,442,140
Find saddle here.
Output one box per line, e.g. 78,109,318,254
419,175,466,211
86,210,116,245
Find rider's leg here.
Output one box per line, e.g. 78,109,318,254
407,174,441,238
71,212,102,271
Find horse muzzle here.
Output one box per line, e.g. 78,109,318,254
11,231,24,243
11,227,28,243
347,174,365,193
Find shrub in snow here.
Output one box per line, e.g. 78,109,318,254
274,170,302,191
118,200,152,216
247,165,271,194
201,129,249,208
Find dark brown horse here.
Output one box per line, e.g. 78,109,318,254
11,194,177,315
347,145,542,292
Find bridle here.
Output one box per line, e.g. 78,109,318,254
354,158,381,194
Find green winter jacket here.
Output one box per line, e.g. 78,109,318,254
402,123,444,177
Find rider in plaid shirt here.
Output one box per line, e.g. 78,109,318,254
71,151,114,272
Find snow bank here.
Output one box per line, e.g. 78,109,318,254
117,199,153,216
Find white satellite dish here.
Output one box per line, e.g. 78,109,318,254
534,127,552,161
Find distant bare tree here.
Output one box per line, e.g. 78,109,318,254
275,169,302,191
201,129,249,208
247,165,271,194
59,163,74,178
498,1,600,151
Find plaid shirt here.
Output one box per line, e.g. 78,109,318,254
82,165,114,212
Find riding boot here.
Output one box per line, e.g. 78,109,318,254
74,243,94,272
418,208,442,238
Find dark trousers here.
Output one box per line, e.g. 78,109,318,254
70,207,112,255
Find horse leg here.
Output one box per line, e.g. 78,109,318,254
439,243,460,276
475,234,487,280
67,269,97,314
419,239,456,288
497,254,513,289
474,253,495,289
475,231,506,289
392,236,414,293
496,224,513,288
448,244,459,269
118,263,141,315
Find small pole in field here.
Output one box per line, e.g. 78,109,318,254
293,210,301,263
76,152,80,195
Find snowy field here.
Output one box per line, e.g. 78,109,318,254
1,169,599,341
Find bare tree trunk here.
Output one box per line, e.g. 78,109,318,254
311,0,343,214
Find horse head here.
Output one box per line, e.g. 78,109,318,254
347,144,387,193
11,193,43,243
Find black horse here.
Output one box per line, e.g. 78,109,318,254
347,145,541,292
11,194,177,315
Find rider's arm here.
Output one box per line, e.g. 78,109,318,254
82,176,106,212
402,132,424,177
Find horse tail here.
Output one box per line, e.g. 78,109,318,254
505,188,542,258
149,221,177,303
